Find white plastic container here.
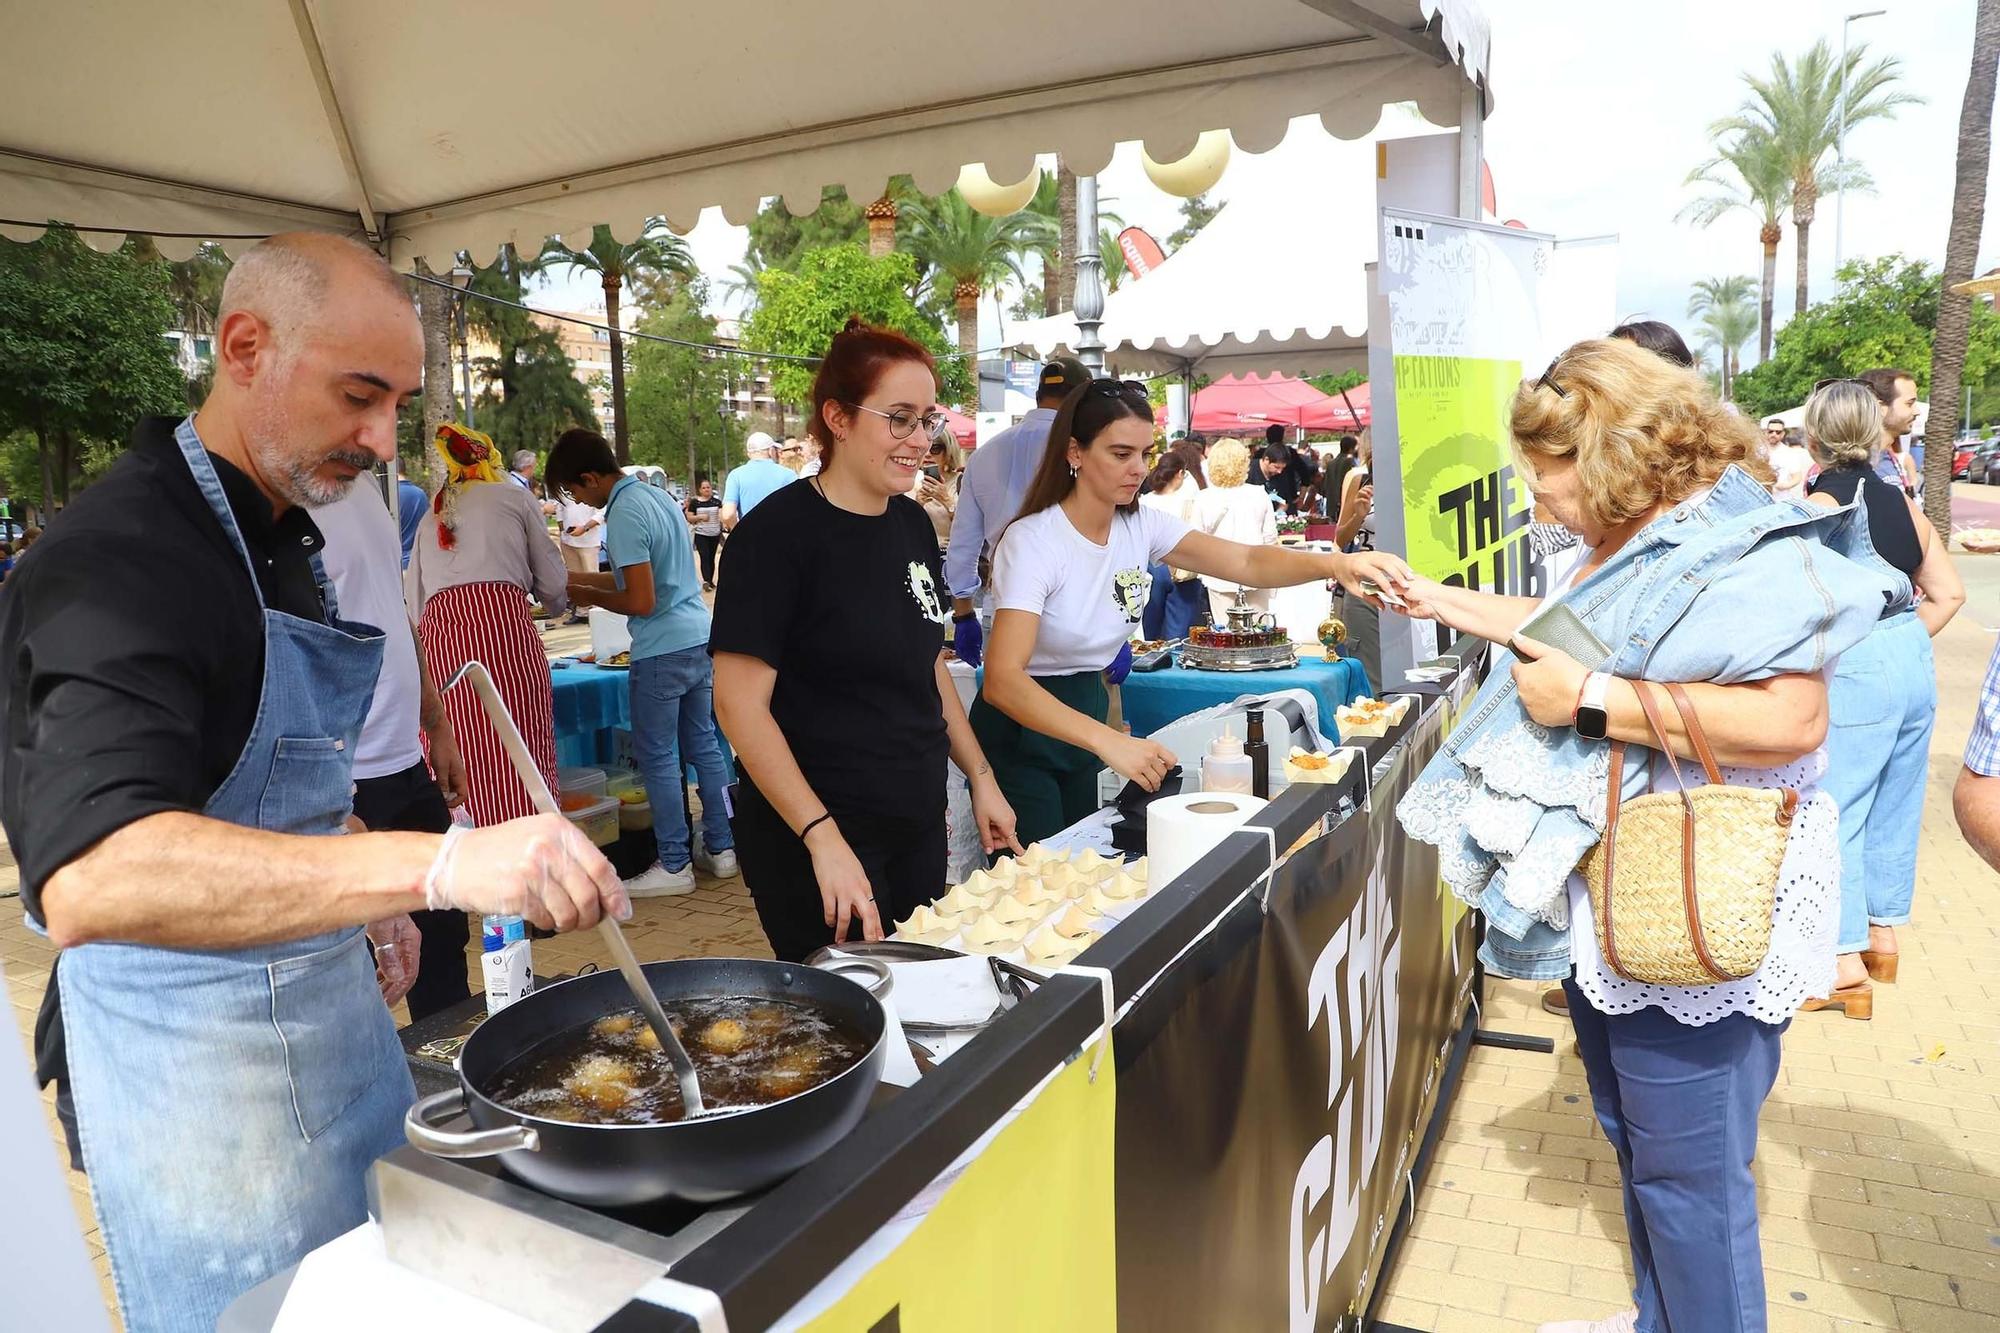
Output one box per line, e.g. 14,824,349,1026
560,792,619,846
601,766,643,800
1201,727,1254,795
617,794,653,831
557,765,606,800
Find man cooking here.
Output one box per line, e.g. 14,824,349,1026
0,232,629,1333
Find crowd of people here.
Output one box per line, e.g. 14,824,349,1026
0,226,1986,1333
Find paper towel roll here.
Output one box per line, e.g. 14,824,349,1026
1147,792,1269,890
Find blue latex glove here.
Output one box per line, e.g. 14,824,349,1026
1106,640,1134,685
953,615,983,667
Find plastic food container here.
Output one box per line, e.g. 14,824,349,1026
557,765,606,800
559,791,619,846
602,766,643,800
617,794,652,831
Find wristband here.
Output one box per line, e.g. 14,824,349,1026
953,611,977,624
799,812,834,843
422,824,469,911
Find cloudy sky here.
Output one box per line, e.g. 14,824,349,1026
534,0,1995,368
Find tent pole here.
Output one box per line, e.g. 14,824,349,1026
1073,174,1106,374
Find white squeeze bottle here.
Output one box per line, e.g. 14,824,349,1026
1202,725,1255,795
481,914,535,1015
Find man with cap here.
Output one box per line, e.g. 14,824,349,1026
721,431,796,531
944,355,1091,664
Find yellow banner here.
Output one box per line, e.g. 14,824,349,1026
1394,355,1538,595
802,1053,1118,1331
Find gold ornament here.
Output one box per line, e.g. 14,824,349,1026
1317,613,1348,651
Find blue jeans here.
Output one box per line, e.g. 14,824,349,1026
630,645,734,870
1565,981,1785,1333
1141,564,1204,641
1821,612,1934,952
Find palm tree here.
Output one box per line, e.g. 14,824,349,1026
1681,129,1791,362
1026,170,1123,314
1924,0,2000,530
1101,227,1131,292
1715,39,1920,316
413,257,457,487
902,190,1056,375
1688,275,1759,401
541,219,696,464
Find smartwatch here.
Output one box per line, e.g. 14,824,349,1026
1575,671,1613,741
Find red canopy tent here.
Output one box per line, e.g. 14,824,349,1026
1156,373,1370,435
940,407,978,450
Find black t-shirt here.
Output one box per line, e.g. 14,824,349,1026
1260,465,1300,512
1,415,328,921
686,495,723,535
1808,464,1923,577
708,481,950,819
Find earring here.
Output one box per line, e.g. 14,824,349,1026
1069,465,1078,479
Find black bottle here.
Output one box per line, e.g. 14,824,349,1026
1245,707,1270,800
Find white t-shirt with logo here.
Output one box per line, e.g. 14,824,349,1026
993,503,1190,676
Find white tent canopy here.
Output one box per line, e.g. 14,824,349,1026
1004,114,1411,377
1,0,1489,268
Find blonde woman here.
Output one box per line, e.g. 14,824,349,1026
1190,438,1279,622
919,431,962,548
1803,378,1964,1011
1395,339,1903,1333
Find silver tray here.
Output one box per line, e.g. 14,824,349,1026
804,939,1037,1034
1178,644,1299,672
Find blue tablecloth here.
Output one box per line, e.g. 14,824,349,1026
549,662,631,767
1119,656,1370,740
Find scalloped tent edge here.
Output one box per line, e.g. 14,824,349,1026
0,0,1490,272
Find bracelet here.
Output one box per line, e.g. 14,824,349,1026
952,611,977,624
799,812,834,842
422,824,469,911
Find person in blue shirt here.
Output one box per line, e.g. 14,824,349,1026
395,473,427,568
941,355,1091,665
545,428,737,897
720,432,796,532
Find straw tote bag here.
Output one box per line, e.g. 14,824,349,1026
1578,681,1798,986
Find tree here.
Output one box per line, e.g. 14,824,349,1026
540,220,696,464
1731,256,2000,419
902,191,1055,377
1307,369,1368,398
1681,129,1792,362
412,257,458,488
745,178,919,273
1168,193,1221,250
465,246,600,457
625,279,745,487
742,244,972,408
0,226,184,513
1922,0,2000,532
1688,275,1760,400
1715,39,1920,316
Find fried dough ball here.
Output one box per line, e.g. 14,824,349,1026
592,1012,638,1038
563,1054,637,1110
700,1018,751,1054
756,1049,817,1101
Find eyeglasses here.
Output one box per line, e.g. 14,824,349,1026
1813,376,1870,394
1535,359,1568,399
1086,378,1153,404
847,403,951,442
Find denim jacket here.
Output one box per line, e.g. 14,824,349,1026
1398,467,1909,980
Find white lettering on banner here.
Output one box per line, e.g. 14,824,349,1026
1288,834,1404,1333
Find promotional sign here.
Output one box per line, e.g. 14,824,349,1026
1111,702,1475,1331
1369,210,1555,683
1116,227,1168,281
799,1053,1118,1332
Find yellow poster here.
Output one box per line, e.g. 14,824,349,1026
1394,355,1541,597
801,1053,1118,1332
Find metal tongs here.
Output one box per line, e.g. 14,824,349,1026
441,661,708,1116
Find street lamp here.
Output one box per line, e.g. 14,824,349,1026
1834,8,1887,267
448,263,476,430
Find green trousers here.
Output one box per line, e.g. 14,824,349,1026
969,671,1109,847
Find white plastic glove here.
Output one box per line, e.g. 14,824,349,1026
365,914,421,1008
425,814,630,933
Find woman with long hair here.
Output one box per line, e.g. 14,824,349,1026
1190,438,1280,624
918,431,963,548
973,379,1410,843
685,476,723,591
1139,449,1205,641
1802,378,1963,1013
710,320,1020,960
1395,339,1903,1333
405,423,570,825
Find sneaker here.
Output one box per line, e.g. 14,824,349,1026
695,846,739,879
624,863,696,898
1537,1308,1637,1333
1542,987,1569,1015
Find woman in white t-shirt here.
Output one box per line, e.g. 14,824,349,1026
972,378,1413,843
1190,438,1280,623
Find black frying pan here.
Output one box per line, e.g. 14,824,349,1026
405,956,888,1206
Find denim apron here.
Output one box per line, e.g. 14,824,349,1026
58,420,412,1333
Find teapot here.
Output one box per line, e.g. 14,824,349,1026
1221,588,1278,636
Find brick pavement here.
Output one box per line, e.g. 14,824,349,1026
1373,561,2000,1332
